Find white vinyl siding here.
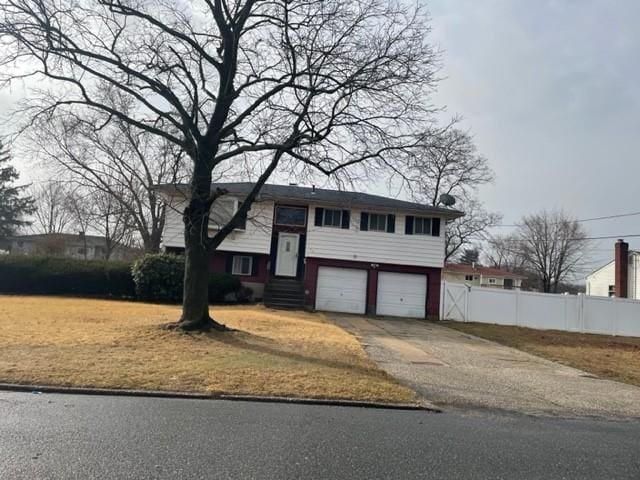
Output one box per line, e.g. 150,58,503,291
307,207,446,268
161,196,274,254
586,255,640,300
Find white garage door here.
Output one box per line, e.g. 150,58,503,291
315,267,367,314
376,272,427,318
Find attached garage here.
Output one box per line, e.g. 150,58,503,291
376,272,427,318
315,266,367,314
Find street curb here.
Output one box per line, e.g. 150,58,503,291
0,383,439,412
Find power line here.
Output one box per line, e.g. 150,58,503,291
493,210,640,228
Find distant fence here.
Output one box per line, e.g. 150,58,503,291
440,281,640,338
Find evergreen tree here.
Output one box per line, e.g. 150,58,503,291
458,248,480,265
0,141,34,237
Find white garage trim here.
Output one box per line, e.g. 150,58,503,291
315,266,367,314
376,271,427,318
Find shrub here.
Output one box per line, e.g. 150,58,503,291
0,255,135,297
132,253,184,303
209,272,242,302
132,253,242,304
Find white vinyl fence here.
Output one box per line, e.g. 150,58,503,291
440,281,640,338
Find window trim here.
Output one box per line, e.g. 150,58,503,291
488,278,497,285
367,213,387,232
322,208,343,228
413,216,433,235
274,205,307,227
608,285,615,297
464,275,474,281
232,255,253,276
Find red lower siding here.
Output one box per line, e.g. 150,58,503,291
304,257,442,317
209,251,270,283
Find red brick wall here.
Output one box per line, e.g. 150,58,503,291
615,240,629,298
303,257,442,317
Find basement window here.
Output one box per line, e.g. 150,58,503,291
232,256,253,276
608,285,615,297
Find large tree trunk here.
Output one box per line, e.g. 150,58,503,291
169,164,228,332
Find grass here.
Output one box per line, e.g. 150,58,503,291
441,321,640,387
0,295,416,403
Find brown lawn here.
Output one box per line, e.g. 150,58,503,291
0,295,416,403
442,321,640,387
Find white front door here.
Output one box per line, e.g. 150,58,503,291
275,233,299,277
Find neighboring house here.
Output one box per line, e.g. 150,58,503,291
158,182,464,318
443,263,525,290
0,233,138,261
586,239,640,299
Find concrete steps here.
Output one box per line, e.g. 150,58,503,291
264,278,305,309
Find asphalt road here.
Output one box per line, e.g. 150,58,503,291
1,391,639,480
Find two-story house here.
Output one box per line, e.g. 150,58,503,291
158,183,464,318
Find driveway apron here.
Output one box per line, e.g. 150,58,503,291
331,315,640,418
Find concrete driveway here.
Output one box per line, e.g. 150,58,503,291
331,315,640,418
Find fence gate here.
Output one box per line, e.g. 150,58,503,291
441,281,468,322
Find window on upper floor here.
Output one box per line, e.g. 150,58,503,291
210,198,246,230
360,212,395,233
314,207,350,229
275,206,306,226
405,216,441,237
322,209,343,228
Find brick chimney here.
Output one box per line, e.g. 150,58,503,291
614,239,629,298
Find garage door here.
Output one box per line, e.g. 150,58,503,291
315,267,367,314
376,272,427,318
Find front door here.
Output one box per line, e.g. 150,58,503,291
275,233,299,277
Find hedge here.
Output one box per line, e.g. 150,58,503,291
0,255,135,297
132,253,242,304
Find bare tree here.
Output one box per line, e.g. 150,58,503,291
1,0,440,331
514,210,588,293
444,197,501,261
405,127,501,259
483,234,527,271
30,182,77,234
25,103,186,253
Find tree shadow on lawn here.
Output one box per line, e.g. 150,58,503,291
181,328,388,378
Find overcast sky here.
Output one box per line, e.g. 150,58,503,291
2,1,638,272
427,0,640,269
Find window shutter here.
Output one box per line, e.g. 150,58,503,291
341,210,350,229
251,255,259,276
314,207,324,226
405,215,414,235
225,255,234,274
432,218,441,237
386,214,395,233
360,212,369,231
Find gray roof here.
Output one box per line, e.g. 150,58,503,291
158,182,464,219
